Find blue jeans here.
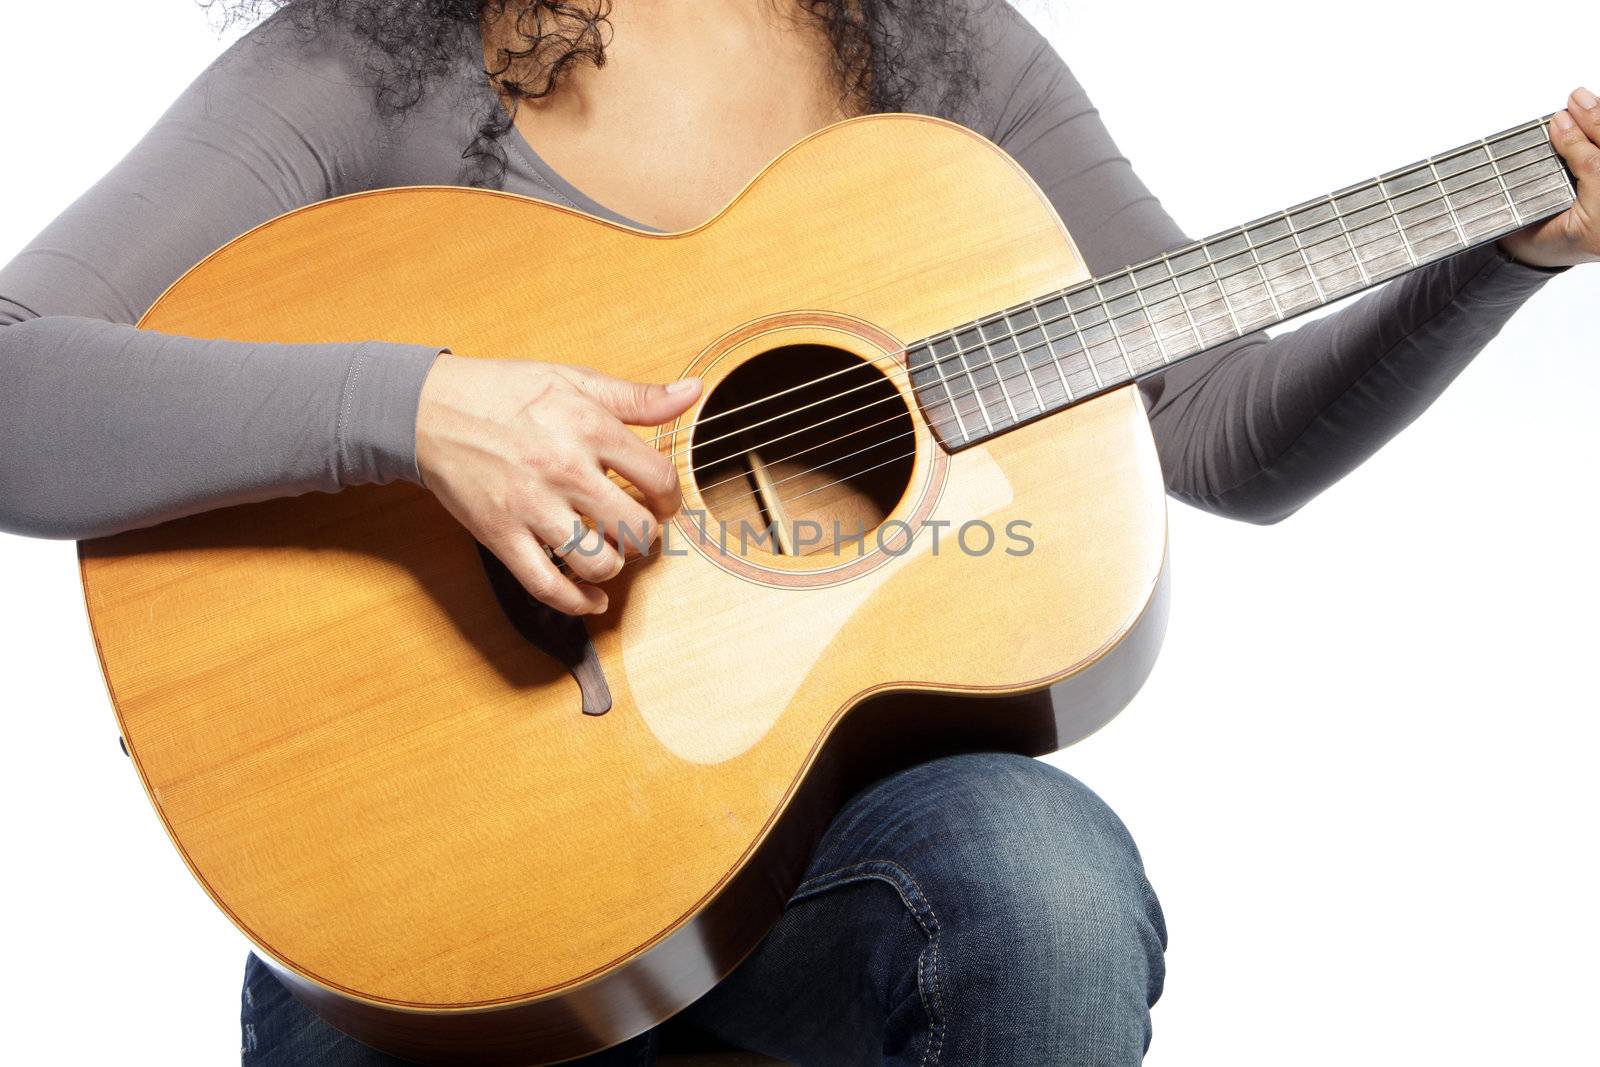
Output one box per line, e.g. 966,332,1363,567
241,753,1166,1065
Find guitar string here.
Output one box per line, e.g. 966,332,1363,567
623,134,1564,474
690,406,914,500
652,148,1566,506
910,149,1572,419
894,129,1565,436
915,147,1574,422
625,118,1558,453
552,131,1567,576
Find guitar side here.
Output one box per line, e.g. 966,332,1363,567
80,114,1168,1064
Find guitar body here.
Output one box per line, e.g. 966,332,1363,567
80,114,1168,1065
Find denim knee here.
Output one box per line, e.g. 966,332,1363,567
847,753,1168,1060
918,756,1160,938
687,753,1167,1065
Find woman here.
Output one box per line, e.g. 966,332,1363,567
2,1,1595,1063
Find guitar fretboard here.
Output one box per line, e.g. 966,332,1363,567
908,117,1576,450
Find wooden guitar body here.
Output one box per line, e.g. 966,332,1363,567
80,115,1168,1064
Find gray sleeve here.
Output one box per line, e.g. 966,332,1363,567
975,5,1558,524
0,14,442,540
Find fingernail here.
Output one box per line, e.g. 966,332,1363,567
666,377,700,395
1576,87,1598,110
1552,111,1575,131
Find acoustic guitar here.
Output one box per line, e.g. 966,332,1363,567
80,112,1573,1064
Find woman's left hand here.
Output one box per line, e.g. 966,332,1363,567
1499,87,1600,269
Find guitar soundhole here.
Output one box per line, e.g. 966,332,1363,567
690,344,916,557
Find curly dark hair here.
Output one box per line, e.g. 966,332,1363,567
203,1,983,186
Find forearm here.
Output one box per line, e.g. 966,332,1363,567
0,310,439,539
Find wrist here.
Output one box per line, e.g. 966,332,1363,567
1497,228,1588,272
414,352,467,488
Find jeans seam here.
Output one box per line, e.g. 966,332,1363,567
791,859,946,1065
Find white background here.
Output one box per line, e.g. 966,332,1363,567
1,2,1594,1064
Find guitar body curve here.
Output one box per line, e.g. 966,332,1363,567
79,114,1168,1064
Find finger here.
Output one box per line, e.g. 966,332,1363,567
575,476,660,556
568,368,702,426
1551,108,1600,199
600,428,683,519
1565,87,1600,145
496,531,608,615
532,514,624,584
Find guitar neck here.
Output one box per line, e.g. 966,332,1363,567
910,116,1577,450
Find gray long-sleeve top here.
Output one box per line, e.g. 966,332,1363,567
0,6,1557,540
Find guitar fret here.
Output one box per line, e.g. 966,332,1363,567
1384,161,1457,261
909,337,970,447
1375,189,1421,270
938,331,986,438
1282,209,1329,304
947,327,985,431
1291,202,1366,296
1327,194,1374,286
984,324,1022,425
1489,123,1575,216
1092,275,1140,379
1487,123,1549,159
1207,230,1272,329
1011,307,1075,412
1063,290,1115,385
1433,144,1515,241
959,323,1009,430
1484,146,1526,228
1445,166,1513,240
1129,269,1171,366
1161,254,1205,353
976,316,1027,423
1061,299,1108,391
935,334,981,445
1245,216,1317,313
1382,167,1433,268
1038,296,1100,397
1241,231,1285,320
1198,242,1245,337
1110,278,1167,374
1452,173,1519,240
1130,261,1191,353
1171,252,1237,346
993,312,1047,418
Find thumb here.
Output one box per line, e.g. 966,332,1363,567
577,370,702,426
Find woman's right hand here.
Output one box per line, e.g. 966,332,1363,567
415,354,701,616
